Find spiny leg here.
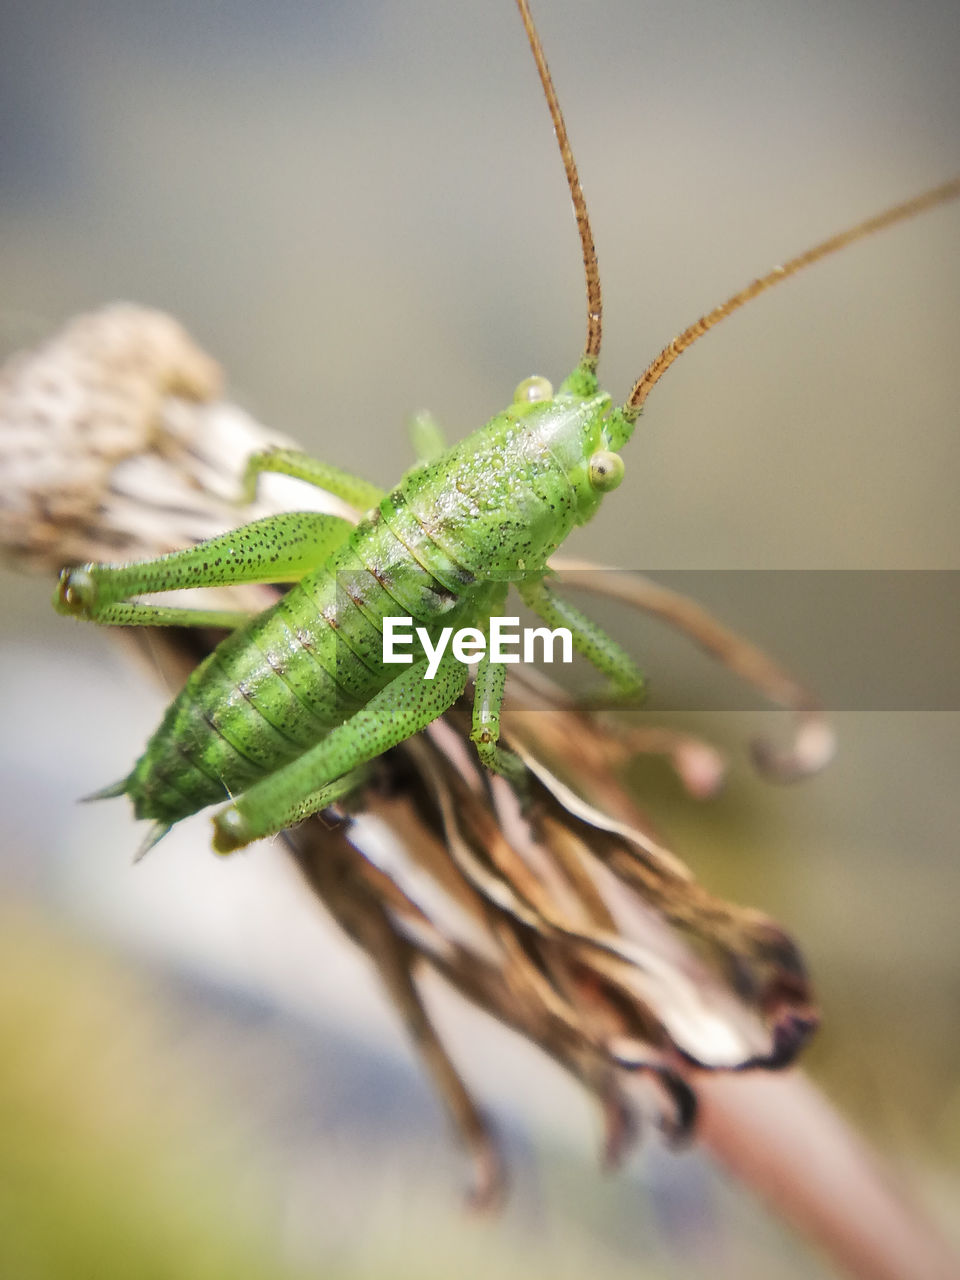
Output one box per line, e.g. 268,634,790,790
232,766,370,846
242,447,384,511
212,654,468,852
470,652,525,782
517,576,645,701
59,597,254,631
54,510,352,628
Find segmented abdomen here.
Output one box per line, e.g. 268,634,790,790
124,488,495,825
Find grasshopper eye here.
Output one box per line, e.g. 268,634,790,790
588,450,624,492
513,375,553,404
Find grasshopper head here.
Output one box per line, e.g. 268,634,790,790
512,370,624,527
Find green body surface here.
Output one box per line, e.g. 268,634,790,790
50,0,956,855
56,367,643,852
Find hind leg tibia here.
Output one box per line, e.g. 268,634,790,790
212,654,468,852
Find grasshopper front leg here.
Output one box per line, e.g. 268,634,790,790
470,651,525,783
241,448,384,512
518,577,646,701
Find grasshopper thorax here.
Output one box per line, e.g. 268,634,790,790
397,369,623,582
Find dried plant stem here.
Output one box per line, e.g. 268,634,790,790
696,1072,960,1280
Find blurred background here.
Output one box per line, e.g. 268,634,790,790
1,0,958,1275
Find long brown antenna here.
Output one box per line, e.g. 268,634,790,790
515,0,602,369
623,176,960,421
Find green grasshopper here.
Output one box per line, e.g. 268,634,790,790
53,0,960,858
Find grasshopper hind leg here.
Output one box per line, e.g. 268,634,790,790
212,655,469,853
54,510,353,630
212,767,369,855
